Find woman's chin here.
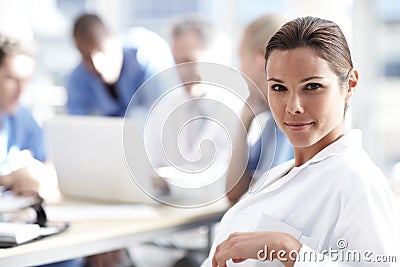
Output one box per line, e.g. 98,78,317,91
286,135,315,149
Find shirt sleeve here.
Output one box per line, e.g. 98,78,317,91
11,107,46,163
247,136,262,174
295,182,400,267
294,244,350,267
200,256,212,267
66,68,91,115
25,116,46,162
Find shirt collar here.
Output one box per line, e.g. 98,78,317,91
250,129,363,195
308,129,362,165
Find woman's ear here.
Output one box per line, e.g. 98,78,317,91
346,68,359,102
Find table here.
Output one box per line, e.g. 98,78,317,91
0,198,229,267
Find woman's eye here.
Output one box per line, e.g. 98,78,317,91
305,83,322,90
271,84,287,91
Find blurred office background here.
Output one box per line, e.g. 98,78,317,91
0,0,399,190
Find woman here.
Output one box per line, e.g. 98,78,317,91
202,16,399,267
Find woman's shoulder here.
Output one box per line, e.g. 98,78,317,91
10,106,36,124
337,147,384,180
325,146,393,199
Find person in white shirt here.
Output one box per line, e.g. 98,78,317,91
145,16,244,193
202,16,400,267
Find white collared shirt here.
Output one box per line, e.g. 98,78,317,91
202,130,400,266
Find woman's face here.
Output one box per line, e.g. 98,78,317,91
266,47,356,151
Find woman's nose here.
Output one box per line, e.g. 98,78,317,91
286,92,304,115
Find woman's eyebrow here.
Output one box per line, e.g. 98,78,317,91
300,76,325,83
267,76,325,83
267,77,284,83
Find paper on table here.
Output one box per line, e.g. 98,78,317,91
45,204,159,221
0,222,40,245
0,189,37,213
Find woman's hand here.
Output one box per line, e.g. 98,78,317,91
212,232,301,267
0,153,59,200
0,167,40,196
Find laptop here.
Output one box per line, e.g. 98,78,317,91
43,115,156,204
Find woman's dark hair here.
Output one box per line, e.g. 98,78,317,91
265,16,353,82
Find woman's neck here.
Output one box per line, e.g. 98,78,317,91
293,127,347,167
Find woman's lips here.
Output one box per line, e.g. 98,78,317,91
284,122,314,131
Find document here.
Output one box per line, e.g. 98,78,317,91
0,188,37,213
0,222,40,246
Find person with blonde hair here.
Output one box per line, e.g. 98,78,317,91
226,14,293,203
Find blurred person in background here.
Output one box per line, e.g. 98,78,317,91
225,14,294,203
146,15,239,171
0,34,53,197
65,13,153,267
67,13,174,117
140,16,239,267
0,33,79,267
170,15,232,91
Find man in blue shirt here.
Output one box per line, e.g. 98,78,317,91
67,13,175,116
0,35,46,195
